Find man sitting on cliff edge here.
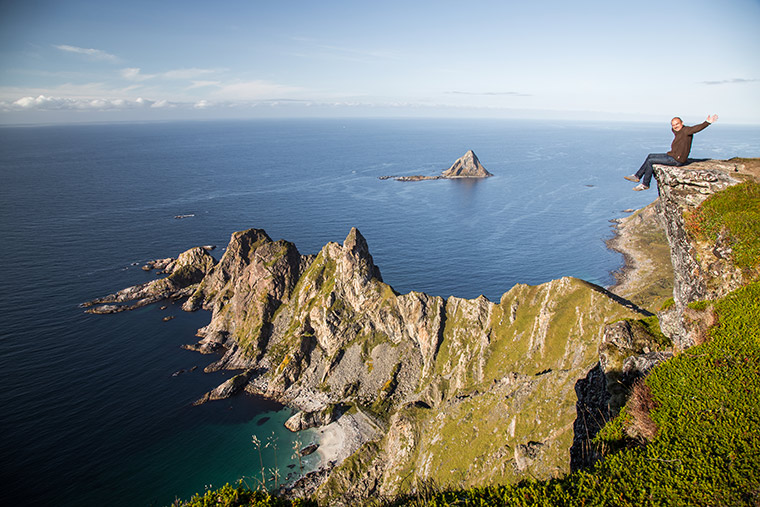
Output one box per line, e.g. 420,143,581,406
625,114,719,190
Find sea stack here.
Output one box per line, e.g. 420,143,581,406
441,150,493,178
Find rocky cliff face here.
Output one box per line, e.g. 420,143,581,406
653,159,753,350
82,246,217,314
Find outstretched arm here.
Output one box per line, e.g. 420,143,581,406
706,114,719,123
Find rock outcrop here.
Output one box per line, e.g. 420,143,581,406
82,246,217,314
441,150,493,178
653,159,754,350
381,150,493,181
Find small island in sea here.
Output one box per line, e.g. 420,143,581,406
380,149,493,181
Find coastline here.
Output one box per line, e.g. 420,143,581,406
288,199,675,495
287,200,674,496
606,198,674,310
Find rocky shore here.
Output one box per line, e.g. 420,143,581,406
606,201,674,310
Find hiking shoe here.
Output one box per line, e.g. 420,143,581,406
624,175,639,182
633,184,649,191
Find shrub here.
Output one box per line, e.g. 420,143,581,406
624,380,659,442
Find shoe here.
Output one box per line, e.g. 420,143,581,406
624,175,639,182
633,184,649,191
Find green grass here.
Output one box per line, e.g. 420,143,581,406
172,483,317,507
632,315,672,348
684,181,760,269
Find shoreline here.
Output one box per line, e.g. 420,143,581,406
606,198,674,310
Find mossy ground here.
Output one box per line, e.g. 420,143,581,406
684,181,760,270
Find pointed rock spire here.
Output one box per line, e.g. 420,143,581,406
441,150,493,178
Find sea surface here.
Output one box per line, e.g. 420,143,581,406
1,118,758,506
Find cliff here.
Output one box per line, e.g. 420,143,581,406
87,158,760,506
440,150,493,178
652,159,759,351
85,229,648,502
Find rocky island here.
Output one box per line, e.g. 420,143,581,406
380,150,493,181
84,158,760,506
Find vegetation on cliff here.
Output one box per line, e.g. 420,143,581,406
176,280,760,506
684,180,760,270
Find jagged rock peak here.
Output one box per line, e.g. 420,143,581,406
441,150,493,178
341,227,382,283
225,228,273,261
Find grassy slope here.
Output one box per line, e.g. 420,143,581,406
387,281,760,506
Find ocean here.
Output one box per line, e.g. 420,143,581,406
1,118,757,506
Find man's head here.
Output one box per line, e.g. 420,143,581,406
671,117,684,132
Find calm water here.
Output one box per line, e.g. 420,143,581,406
1,118,757,506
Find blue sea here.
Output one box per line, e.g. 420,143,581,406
1,118,758,506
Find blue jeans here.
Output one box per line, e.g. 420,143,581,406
635,153,681,187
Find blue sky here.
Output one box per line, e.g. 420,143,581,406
1,0,758,124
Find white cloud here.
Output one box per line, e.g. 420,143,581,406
120,67,219,82
289,37,399,63
701,78,758,85
210,80,304,100
187,80,222,89
447,91,532,97
163,68,217,80
1,94,179,111
120,67,153,81
54,45,119,62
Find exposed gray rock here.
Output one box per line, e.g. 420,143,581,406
382,150,493,181
194,369,253,405
653,159,747,350
284,404,346,431
82,246,217,313
441,150,493,178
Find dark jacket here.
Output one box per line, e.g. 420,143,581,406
667,121,710,163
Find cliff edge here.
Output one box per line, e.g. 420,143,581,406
653,158,759,351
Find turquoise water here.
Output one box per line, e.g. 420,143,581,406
1,118,758,506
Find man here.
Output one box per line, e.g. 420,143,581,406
625,114,719,190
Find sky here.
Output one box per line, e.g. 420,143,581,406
1,0,759,125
